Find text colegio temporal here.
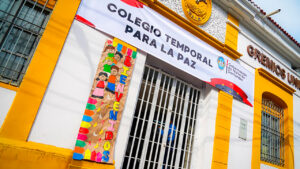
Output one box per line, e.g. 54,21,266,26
107,3,161,38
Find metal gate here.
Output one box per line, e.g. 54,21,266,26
121,65,201,169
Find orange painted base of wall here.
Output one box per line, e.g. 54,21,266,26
0,138,114,169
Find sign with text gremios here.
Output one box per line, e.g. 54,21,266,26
76,0,254,107
247,45,300,91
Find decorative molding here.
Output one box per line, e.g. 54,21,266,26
226,20,240,32
139,0,241,60
257,68,296,94
224,44,242,60
0,82,18,92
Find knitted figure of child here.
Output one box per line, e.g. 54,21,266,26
92,72,108,99
103,57,114,73
112,51,123,65
106,65,119,94
104,45,115,54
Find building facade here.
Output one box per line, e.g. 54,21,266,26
0,0,299,169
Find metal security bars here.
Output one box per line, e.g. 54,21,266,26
261,98,284,166
0,0,56,86
121,65,201,169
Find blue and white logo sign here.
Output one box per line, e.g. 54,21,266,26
217,56,225,70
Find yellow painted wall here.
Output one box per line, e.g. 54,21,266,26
211,91,233,169
2,0,294,169
0,0,80,141
211,13,239,169
225,14,239,51
251,69,294,169
0,82,18,91
0,138,114,169
32,0,57,9
224,14,240,60
0,0,113,168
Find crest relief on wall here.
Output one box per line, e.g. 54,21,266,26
182,0,212,25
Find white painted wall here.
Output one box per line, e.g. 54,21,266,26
228,99,254,169
157,0,227,43
0,88,16,128
294,95,300,169
24,13,300,169
238,19,300,169
191,85,219,169
238,25,300,97
238,23,291,68
260,163,278,169
28,20,108,148
28,20,147,169
26,19,221,169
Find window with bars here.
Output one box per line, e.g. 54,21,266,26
121,65,201,169
261,98,284,166
0,0,56,86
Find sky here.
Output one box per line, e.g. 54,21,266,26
252,0,300,43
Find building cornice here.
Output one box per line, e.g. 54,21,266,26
257,68,296,95
214,0,300,68
139,0,242,60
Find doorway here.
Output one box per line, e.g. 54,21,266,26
121,65,201,169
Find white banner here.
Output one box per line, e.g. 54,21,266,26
76,0,254,106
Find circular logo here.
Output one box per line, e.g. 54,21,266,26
182,0,212,25
217,56,225,70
